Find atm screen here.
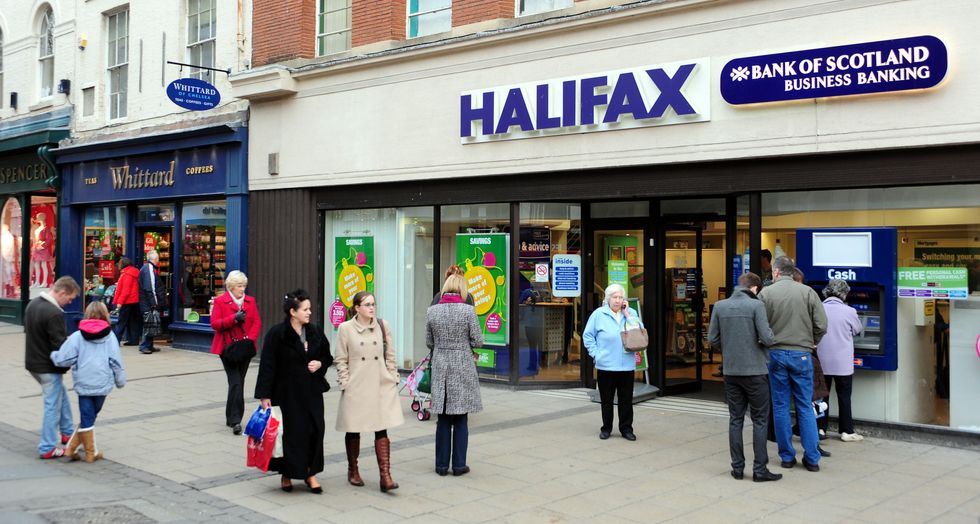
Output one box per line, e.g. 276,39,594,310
811,282,884,355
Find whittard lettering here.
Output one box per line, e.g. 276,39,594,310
110,160,176,189
460,59,710,143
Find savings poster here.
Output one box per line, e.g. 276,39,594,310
335,237,375,312
456,233,508,346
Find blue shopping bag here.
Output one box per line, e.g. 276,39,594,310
244,405,271,440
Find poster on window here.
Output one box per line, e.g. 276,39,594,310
335,236,375,310
456,233,509,345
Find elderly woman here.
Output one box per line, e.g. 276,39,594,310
335,291,404,492
210,270,261,434
583,283,643,441
426,266,483,476
815,279,864,442
255,290,332,493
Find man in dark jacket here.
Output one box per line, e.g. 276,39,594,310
758,256,828,473
138,250,166,354
25,276,80,459
709,272,781,482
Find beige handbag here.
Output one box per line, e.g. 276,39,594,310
621,323,648,353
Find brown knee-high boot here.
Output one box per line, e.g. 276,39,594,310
346,436,364,486
65,425,82,461
79,430,103,463
375,437,398,492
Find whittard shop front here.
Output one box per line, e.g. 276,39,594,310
238,0,980,433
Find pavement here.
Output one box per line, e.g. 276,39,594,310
2,323,980,523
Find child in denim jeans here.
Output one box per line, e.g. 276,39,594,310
51,301,126,462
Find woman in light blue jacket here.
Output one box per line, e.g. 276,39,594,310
583,283,642,441
51,301,126,463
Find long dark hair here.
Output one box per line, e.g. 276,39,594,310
349,291,374,317
283,289,311,321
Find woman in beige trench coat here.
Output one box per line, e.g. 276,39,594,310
335,291,404,492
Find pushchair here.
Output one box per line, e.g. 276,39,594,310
400,356,432,421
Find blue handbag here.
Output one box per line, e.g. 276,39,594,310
244,406,271,440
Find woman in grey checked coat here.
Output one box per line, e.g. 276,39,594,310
426,265,484,477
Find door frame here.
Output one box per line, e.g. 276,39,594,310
655,222,704,395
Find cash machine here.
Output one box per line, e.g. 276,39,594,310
795,227,897,371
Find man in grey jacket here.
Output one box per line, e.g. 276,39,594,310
758,256,828,472
710,272,781,482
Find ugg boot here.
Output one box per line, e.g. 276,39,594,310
346,436,365,486
64,425,82,461
79,430,103,463
375,437,398,492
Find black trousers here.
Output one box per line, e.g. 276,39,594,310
597,369,634,434
818,375,854,434
115,303,141,344
221,355,250,426
725,374,771,475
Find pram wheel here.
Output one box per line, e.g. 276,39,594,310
411,400,421,412
422,409,431,421
417,410,426,421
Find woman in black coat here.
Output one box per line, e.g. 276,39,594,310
255,289,333,494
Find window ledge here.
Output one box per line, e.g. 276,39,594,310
28,99,55,112
228,67,297,101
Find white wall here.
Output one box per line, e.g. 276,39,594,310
236,0,980,191
949,296,980,431
0,0,75,118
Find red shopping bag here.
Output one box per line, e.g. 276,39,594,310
246,416,280,472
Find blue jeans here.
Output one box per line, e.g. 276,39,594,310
78,395,107,429
435,414,468,472
769,350,820,465
30,372,74,454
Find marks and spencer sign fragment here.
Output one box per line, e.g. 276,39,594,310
721,36,947,105
166,77,221,111
460,59,710,143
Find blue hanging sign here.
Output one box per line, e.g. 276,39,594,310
166,77,221,111
720,35,947,105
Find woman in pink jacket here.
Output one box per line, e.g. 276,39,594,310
815,279,864,442
211,270,261,434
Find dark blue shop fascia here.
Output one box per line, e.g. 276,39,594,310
55,124,248,351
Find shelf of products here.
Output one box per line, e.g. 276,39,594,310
83,227,125,306
182,224,227,319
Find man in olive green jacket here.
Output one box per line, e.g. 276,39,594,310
758,257,827,472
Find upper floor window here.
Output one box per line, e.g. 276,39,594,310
317,0,352,56
39,7,55,98
518,0,573,16
0,28,5,108
107,10,129,119
408,0,451,39
187,0,216,83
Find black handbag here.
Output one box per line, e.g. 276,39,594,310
222,325,256,364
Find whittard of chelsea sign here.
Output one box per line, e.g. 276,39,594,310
166,77,221,111
720,35,947,105
460,58,710,143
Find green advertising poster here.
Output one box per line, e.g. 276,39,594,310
634,350,648,371
608,260,629,289
456,233,509,346
474,348,496,369
897,267,968,299
335,236,375,310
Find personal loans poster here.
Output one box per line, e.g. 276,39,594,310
456,233,509,345
336,237,375,314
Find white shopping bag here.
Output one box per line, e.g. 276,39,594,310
271,406,285,458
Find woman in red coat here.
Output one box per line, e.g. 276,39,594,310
112,257,141,345
211,270,262,434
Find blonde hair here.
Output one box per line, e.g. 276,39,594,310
225,270,248,290
84,301,110,321
441,265,468,297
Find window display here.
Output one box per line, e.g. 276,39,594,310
83,206,127,307
181,201,226,321
30,196,57,292
1,198,22,299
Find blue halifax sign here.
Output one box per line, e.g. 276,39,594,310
721,36,947,105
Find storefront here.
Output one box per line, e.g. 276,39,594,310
0,108,70,324
55,125,248,350
235,0,980,432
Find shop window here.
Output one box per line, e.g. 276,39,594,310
518,203,582,383
323,207,434,370
29,196,57,296
441,204,510,381
518,0,573,16
762,184,980,429
408,0,451,39
181,201,226,322
1,198,22,299
38,6,54,98
187,0,216,83
317,0,351,56
106,9,129,120
83,206,127,307
137,204,175,222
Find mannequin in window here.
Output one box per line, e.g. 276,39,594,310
31,213,55,288
1,223,16,297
